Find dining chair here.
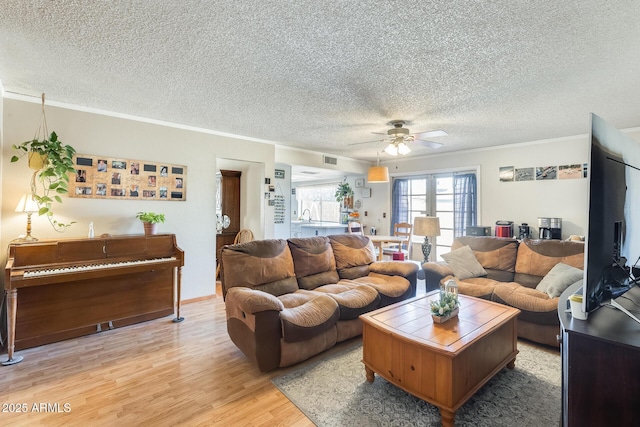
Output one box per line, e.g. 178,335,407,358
382,222,412,259
217,229,254,280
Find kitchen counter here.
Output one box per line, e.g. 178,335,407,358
292,221,353,237
298,221,346,228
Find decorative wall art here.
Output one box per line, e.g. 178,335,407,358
273,182,286,223
536,166,557,180
515,167,535,182
558,164,584,179
69,154,187,201
500,164,586,182
499,166,515,182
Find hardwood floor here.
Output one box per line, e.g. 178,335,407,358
1,278,557,426
0,294,315,426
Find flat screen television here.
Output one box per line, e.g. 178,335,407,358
583,113,639,313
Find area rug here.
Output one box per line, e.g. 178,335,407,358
272,341,561,426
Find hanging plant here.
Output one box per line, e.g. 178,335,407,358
334,181,354,202
10,94,76,232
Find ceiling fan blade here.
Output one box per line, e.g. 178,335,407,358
413,129,448,138
347,138,386,146
414,139,444,149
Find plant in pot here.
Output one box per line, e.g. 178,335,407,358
334,181,354,209
136,211,165,235
10,94,77,232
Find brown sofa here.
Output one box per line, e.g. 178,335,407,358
220,234,418,372
422,236,585,346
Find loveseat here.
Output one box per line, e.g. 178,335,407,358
220,234,418,372
422,236,585,346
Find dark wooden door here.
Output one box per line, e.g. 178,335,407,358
216,170,241,272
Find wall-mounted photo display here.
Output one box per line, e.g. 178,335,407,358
515,167,534,182
558,164,583,179
69,154,187,201
535,166,557,180
499,166,514,182
500,164,586,182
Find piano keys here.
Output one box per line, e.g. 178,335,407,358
3,234,184,365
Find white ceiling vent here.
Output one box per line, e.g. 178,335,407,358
323,155,338,166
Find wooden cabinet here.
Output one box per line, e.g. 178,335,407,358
216,170,241,271
558,283,640,426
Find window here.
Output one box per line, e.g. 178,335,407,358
296,183,341,222
392,172,477,260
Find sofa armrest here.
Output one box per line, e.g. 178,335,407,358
225,287,284,373
225,287,284,314
369,261,418,277
422,261,454,292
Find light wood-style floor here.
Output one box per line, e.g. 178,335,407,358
0,291,317,426
1,278,556,426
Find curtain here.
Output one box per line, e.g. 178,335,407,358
454,173,477,237
391,178,409,229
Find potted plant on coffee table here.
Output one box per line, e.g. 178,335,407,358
430,289,460,323
136,211,165,235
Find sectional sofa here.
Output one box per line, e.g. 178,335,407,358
422,236,585,346
220,234,418,372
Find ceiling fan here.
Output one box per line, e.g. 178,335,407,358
351,120,447,155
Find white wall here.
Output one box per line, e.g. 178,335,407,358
5,93,640,297
1,96,276,299
275,145,370,175
365,130,640,241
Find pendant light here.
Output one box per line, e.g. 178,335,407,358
367,152,389,183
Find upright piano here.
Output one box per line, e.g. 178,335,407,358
3,234,184,365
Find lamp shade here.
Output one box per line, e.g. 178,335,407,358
15,193,39,213
367,166,389,183
414,216,441,237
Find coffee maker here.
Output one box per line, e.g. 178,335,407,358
538,217,562,240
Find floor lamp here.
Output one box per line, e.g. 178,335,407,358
15,193,40,242
414,216,441,263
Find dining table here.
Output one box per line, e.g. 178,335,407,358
367,234,408,261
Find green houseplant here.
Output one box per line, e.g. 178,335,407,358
136,211,165,235
335,181,355,211
430,290,460,323
11,95,77,232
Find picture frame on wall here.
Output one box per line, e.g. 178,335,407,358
361,188,371,198
69,154,187,201
355,178,365,188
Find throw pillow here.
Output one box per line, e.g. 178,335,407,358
536,262,584,298
441,245,487,280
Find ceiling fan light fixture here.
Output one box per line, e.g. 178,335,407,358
383,143,398,156
397,142,411,155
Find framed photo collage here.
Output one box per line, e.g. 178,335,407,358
69,154,187,201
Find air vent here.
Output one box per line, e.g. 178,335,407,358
323,155,338,166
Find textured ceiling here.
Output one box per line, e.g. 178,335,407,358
1,1,640,162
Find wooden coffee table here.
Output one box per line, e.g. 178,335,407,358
360,291,520,427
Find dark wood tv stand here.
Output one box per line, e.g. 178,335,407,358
558,282,640,426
